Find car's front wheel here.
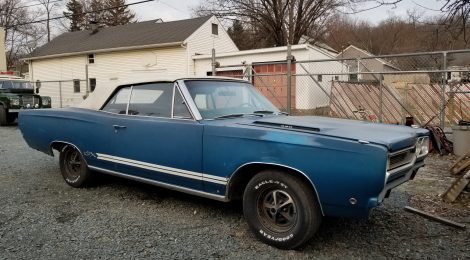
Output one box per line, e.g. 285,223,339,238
59,145,93,187
243,170,322,249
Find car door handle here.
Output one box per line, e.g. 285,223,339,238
113,125,127,130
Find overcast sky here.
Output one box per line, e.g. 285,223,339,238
128,0,443,25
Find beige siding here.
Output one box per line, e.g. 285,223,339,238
186,16,238,75
31,56,87,108
339,47,386,81
31,47,187,108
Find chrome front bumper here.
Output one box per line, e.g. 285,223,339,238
378,158,425,202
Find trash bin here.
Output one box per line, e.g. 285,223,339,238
452,125,470,156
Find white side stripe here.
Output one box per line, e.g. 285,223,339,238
96,153,228,185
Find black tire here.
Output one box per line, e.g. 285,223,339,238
243,170,322,249
0,105,7,126
6,113,17,124
59,145,93,187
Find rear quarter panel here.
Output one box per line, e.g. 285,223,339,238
18,108,113,168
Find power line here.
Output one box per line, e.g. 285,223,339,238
5,0,156,29
158,0,185,14
0,0,65,15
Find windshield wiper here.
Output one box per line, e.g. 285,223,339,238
213,113,245,120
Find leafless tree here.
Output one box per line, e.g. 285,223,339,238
195,0,345,46
37,0,62,42
0,0,44,69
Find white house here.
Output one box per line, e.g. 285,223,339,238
24,16,238,108
193,44,348,109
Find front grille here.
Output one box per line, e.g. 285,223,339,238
388,148,415,171
21,95,40,108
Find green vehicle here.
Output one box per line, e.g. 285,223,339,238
0,76,51,126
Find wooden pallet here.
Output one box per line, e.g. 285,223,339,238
450,151,470,175
442,169,470,202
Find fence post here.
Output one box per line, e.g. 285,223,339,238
59,81,63,108
246,63,252,82
211,48,216,76
379,74,383,123
357,58,361,81
440,52,447,128
286,44,292,114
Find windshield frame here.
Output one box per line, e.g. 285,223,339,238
0,80,34,90
179,79,280,120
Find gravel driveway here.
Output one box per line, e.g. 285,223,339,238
0,125,468,259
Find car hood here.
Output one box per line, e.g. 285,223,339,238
236,116,428,151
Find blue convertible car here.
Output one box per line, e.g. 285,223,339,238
19,77,429,249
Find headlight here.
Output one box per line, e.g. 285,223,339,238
9,97,20,106
42,97,51,107
416,136,429,158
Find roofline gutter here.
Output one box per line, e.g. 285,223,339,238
22,41,184,61
192,44,309,60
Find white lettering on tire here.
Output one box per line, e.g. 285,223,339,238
259,229,294,242
254,179,288,190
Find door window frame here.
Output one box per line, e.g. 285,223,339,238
100,81,196,121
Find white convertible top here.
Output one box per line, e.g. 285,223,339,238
77,78,176,110
76,76,249,110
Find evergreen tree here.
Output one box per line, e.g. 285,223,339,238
85,0,106,29
227,20,252,50
63,0,85,31
103,0,136,27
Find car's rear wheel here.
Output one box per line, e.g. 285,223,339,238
59,145,93,187
243,170,322,249
0,105,7,126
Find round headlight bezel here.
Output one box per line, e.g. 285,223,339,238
416,136,429,158
9,97,20,106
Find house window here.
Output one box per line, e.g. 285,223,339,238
334,76,339,81
73,79,80,93
89,78,96,92
349,74,358,82
447,72,451,80
317,75,322,82
88,54,95,64
212,23,218,35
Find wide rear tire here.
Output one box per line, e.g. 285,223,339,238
59,145,94,187
243,170,322,249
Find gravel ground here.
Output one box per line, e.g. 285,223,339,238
0,125,469,259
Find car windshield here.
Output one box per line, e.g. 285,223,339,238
0,80,33,89
184,80,280,119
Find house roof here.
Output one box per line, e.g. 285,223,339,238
28,16,212,59
340,45,400,70
299,35,338,54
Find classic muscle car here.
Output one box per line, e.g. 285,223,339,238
19,77,429,249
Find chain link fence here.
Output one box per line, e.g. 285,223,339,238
35,79,89,108
213,48,470,128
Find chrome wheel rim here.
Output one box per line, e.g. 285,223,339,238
258,189,297,233
64,149,82,181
